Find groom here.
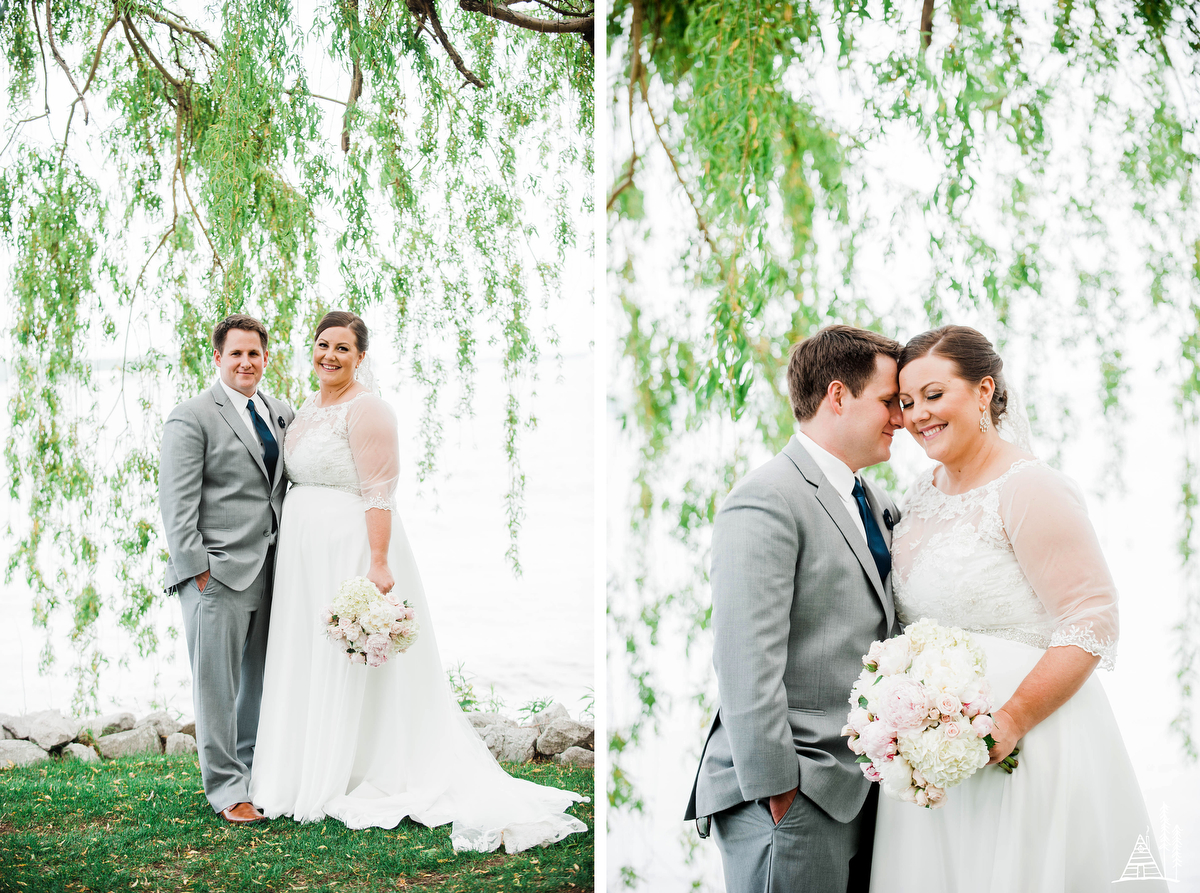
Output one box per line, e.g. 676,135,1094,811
159,314,294,824
685,325,902,892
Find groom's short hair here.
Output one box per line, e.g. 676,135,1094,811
213,314,270,353
788,325,901,422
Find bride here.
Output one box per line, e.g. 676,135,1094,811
871,325,1166,892
249,311,587,853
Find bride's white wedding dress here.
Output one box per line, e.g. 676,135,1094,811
249,390,587,853
870,458,1167,892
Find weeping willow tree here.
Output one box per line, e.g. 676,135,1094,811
608,0,1198,884
0,0,593,711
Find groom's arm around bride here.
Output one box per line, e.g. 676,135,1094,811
686,325,902,893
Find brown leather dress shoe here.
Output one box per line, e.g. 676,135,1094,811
220,802,267,824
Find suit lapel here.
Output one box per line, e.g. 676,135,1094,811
212,383,269,481
782,437,895,630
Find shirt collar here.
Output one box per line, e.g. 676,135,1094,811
795,428,858,497
219,379,262,414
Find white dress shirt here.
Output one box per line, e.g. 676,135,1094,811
794,428,868,545
219,379,272,453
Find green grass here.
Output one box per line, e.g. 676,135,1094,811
0,754,593,893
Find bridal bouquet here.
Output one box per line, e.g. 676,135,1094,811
322,576,419,667
841,618,1017,809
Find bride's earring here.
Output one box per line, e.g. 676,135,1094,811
979,411,991,433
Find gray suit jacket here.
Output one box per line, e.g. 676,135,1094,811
686,436,898,824
159,382,294,592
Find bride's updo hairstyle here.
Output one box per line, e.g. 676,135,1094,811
314,310,369,353
899,325,1009,427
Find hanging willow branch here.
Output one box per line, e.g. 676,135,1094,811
0,0,592,712
607,0,1200,884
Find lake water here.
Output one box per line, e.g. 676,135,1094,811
0,347,594,722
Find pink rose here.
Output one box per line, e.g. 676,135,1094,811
862,763,883,783
366,650,388,667
847,734,866,756
865,640,887,669
915,789,929,807
328,625,346,641
877,680,931,733
322,607,335,625
911,768,927,787
859,722,898,763
847,707,870,735
349,651,367,664
971,714,994,738
943,721,962,739
345,621,363,643
925,784,947,806
936,694,962,716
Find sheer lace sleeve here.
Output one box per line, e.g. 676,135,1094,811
346,394,400,511
998,464,1118,670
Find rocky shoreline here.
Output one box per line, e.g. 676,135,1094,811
0,703,594,770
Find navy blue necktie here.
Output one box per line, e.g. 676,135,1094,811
852,478,891,584
247,397,278,482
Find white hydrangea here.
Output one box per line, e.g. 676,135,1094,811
897,722,990,788
331,576,380,620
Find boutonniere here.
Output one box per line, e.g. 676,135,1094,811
883,509,897,531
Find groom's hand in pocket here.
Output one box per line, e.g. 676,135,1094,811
195,570,210,593
769,787,797,824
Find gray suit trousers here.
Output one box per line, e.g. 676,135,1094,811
713,787,873,893
178,550,273,814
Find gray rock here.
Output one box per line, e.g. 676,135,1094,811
164,733,197,755
2,710,57,741
523,702,570,732
179,720,196,739
29,711,82,751
96,724,162,759
62,743,101,763
136,711,181,738
0,739,51,768
555,746,595,768
466,712,517,732
91,712,136,737
536,718,594,756
483,725,539,764
0,715,12,739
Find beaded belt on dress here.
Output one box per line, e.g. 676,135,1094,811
290,481,359,496
965,627,1050,649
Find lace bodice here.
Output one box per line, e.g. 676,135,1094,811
284,391,399,511
892,459,1117,670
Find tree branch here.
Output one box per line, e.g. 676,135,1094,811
525,0,591,18
80,9,121,97
31,1,51,116
128,3,218,53
920,0,935,51
123,14,184,89
460,0,593,52
44,0,90,123
415,0,486,88
342,0,364,152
